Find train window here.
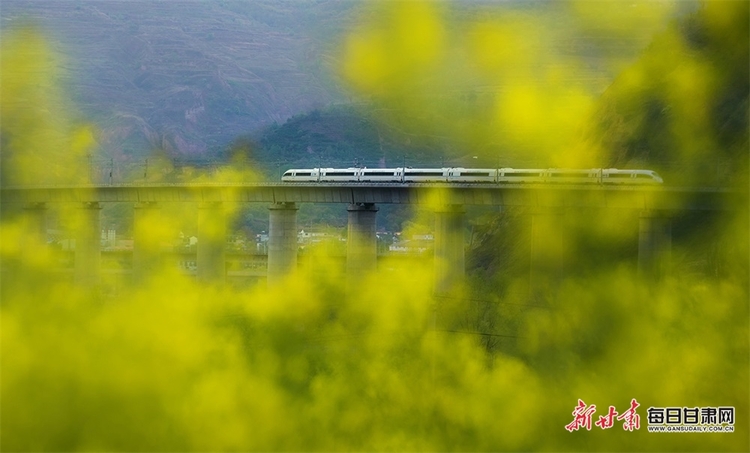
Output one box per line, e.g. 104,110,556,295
608,173,632,178
461,172,493,177
507,172,541,177
406,172,444,177
636,174,652,178
550,172,588,177
327,172,356,176
296,172,312,176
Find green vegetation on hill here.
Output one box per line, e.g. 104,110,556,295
594,1,748,188
249,104,469,178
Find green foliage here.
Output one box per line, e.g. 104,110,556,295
470,1,749,292
594,1,749,188
253,104,465,177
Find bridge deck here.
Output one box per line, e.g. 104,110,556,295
0,183,743,210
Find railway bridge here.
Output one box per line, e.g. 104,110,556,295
0,182,740,293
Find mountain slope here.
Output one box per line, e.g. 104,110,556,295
2,0,355,158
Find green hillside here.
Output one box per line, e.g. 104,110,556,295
248,104,471,179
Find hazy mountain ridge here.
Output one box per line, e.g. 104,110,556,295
252,105,468,174
2,0,706,172
2,0,355,158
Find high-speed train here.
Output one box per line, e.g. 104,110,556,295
281,167,664,184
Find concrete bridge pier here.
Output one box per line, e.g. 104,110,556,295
133,202,163,283
75,202,102,286
434,205,466,295
197,202,226,282
24,202,47,244
638,210,672,280
347,203,379,275
529,209,566,299
267,202,298,285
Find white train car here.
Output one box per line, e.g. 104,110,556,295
545,168,602,184
498,168,546,184
602,169,663,184
360,168,404,182
281,167,663,185
448,168,497,183
282,168,320,182
402,168,449,182
319,168,360,182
